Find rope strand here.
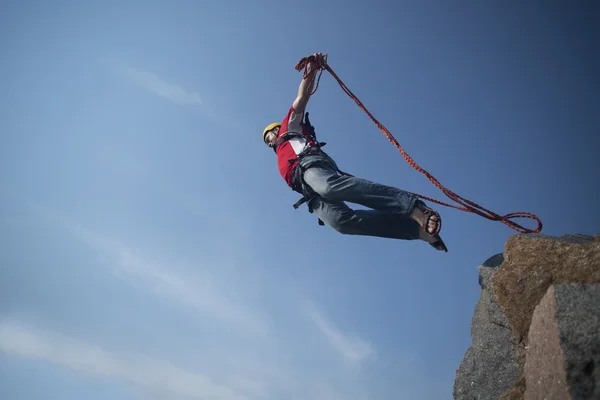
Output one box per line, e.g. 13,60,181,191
294,54,543,234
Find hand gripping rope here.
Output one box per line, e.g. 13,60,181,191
295,53,543,234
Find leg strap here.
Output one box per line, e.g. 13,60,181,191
291,163,325,226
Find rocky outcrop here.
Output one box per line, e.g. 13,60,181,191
454,253,521,399
454,234,600,400
524,284,600,400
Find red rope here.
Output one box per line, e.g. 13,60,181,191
295,54,543,234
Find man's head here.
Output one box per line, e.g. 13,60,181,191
262,122,281,148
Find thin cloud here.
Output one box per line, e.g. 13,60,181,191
20,197,270,337
72,222,269,337
305,302,375,365
0,321,248,400
115,247,270,336
4,193,380,399
120,66,202,106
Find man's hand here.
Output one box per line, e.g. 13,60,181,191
306,53,326,75
293,52,326,114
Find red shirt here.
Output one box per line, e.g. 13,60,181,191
275,106,318,187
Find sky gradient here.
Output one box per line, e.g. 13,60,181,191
1,1,599,399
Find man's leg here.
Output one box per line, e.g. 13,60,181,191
308,196,421,240
302,163,418,216
300,158,446,250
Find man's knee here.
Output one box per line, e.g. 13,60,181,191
333,222,358,235
327,213,360,235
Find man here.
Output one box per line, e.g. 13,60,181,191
262,53,447,252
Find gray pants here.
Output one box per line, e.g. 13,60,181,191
298,153,421,240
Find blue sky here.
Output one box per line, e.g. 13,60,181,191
1,1,598,399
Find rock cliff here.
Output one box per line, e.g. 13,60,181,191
454,234,600,399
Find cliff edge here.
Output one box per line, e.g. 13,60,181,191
454,233,600,399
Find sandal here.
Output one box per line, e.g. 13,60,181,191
430,235,449,253
413,200,448,252
414,200,442,236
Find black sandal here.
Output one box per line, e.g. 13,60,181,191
430,235,449,253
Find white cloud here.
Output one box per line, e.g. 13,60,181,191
71,221,270,337
4,194,380,399
120,66,202,106
305,302,375,365
20,197,270,337
0,321,247,400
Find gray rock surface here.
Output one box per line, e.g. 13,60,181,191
454,253,520,400
454,234,600,399
525,284,600,400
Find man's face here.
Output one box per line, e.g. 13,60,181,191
264,126,279,147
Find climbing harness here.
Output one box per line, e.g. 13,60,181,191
274,112,346,226
293,53,543,234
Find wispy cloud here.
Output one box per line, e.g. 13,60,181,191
4,193,380,399
74,224,269,337
305,302,375,365
119,66,202,106
20,197,270,337
0,321,247,400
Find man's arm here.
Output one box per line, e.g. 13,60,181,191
292,53,324,115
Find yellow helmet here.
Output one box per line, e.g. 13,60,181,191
262,122,281,142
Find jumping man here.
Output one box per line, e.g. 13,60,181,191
262,53,448,252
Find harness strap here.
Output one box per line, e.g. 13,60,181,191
272,132,304,153
291,162,325,226
292,159,350,227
